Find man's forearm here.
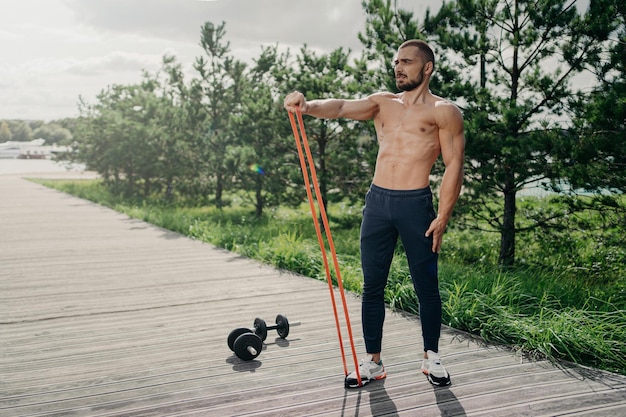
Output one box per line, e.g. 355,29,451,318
437,163,463,223
303,99,345,119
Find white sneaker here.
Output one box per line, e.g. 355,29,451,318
422,350,451,386
345,356,387,388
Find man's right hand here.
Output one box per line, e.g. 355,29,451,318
284,91,307,114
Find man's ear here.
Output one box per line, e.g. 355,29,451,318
424,61,434,75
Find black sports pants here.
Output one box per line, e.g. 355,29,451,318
360,184,441,354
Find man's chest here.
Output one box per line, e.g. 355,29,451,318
375,106,439,142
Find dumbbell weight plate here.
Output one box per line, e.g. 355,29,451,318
233,333,263,361
276,314,289,339
228,327,252,351
254,317,268,341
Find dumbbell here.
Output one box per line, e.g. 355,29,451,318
227,314,300,361
227,327,263,361
253,314,301,341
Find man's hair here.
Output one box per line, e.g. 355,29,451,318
399,39,435,70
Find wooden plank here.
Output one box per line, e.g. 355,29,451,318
1,173,626,417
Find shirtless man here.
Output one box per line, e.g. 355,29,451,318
284,39,465,388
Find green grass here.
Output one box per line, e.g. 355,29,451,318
33,178,626,375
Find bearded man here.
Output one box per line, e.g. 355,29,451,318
284,39,465,388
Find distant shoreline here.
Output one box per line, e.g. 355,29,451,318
0,159,93,177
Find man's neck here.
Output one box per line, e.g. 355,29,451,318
399,84,432,105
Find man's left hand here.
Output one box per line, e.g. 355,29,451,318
425,217,447,253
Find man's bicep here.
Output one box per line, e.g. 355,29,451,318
338,97,379,120
440,107,465,165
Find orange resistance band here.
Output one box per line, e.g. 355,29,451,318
288,108,362,387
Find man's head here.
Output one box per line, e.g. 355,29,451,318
394,40,435,92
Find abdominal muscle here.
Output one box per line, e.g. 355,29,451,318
372,131,440,190
367,93,445,190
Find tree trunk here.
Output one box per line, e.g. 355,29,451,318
499,179,516,266
144,178,151,197
255,177,263,218
166,176,174,201
480,53,486,88
215,172,223,209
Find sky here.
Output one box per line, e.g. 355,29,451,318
1,0,434,122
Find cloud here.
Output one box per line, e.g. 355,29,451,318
63,0,368,52
63,0,204,42
68,51,164,76
0,51,162,83
0,49,168,121
2,0,431,121
0,28,21,41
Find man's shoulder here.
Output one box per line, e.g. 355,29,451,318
431,94,457,107
433,96,463,117
368,91,399,102
431,96,464,131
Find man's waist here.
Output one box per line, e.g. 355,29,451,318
370,183,432,198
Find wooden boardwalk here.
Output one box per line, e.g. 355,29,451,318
2,171,626,417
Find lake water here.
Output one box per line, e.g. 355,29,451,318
0,159,87,175
1,159,606,198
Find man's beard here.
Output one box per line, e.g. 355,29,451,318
396,71,424,91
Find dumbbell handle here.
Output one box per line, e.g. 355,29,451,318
266,321,301,330
247,346,258,355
